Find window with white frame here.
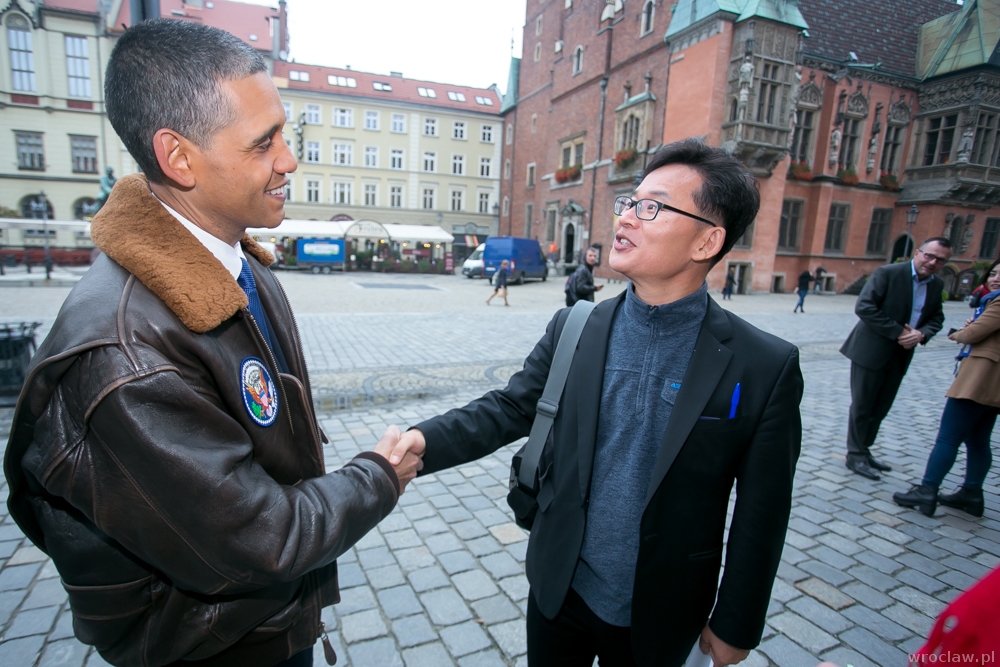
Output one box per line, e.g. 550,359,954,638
423,151,436,172
65,36,91,98
453,121,466,140
525,202,534,237
478,192,490,214
506,124,513,145
526,163,535,187
534,42,541,62
480,157,492,177
364,183,377,206
390,185,403,208
333,182,352,205
284,180,292,202
289,70,310,82
502,196,509,216
364,146,378,167
447,91,466,102
327,75,357,88
641,1,654,35
390,149,404,170
481,125,494,142
417,87,436,98
70,135,97,173
305,141,320,163
7,14,36,92
424,118,438,136
306,179,320,203
373,81,392,92
475,96,493,106
422,187,436,209
305,104,321,124
572,46,583,75
282,102,293,122
364,110,379,130
503,159,511,179
334,107,353,127
531,114,537,133
451,190,464,211
333,143,353,166
452,154,465,175
391,114,405,133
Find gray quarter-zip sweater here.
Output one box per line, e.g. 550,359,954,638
572,282,708,626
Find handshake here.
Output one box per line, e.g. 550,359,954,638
373,425,427,493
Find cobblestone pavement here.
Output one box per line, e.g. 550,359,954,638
0,273,997,666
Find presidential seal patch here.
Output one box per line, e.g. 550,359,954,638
241,357,278,427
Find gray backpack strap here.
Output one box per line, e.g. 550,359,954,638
516,300,597,492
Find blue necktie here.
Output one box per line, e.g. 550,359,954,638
237,258,275,351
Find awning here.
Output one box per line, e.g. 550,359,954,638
463,235,479,247
247,220,454,244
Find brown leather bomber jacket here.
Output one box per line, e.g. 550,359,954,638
3,175,400,666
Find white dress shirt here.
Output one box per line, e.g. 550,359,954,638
154,196,246,281
909,260,933,329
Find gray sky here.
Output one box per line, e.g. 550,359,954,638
246,0,527,94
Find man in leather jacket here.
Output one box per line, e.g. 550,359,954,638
3,19,421,667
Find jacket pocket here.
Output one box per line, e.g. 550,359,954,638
63,576,152,650
969,348,1000,362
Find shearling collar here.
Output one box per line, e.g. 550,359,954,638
90,173,275,333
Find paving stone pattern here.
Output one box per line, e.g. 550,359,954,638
0,286,997,666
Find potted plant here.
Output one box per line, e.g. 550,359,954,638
788,161,813,181
879,173,901,191
554,163,582,184
614,147,638,170
837,166,859,185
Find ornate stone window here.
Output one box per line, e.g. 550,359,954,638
880,99,910,176
621,115,640,151
970,112,998,166
572,46,583,75
922,114,959,166
6,13,35,92
641,1,654,36
837,86,869,171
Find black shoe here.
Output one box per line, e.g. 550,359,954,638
846,458,880,480
938,486,984,518
893,484,937,517
867,456,892,472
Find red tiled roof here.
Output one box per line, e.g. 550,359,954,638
39,0,99,15
798,0,961,78
112,0,280,53
273,61,502,114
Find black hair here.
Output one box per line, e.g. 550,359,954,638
980,258,1000,288
920,237,952,250
105,19,266,183
640,138,760,264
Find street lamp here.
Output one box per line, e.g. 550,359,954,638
29,191,53,280
905,204,919,259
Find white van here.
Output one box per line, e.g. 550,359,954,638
461,244,485,278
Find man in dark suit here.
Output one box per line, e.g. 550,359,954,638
840,237,953,480
386,140,803,667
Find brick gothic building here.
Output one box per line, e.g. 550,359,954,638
498,0,1000,297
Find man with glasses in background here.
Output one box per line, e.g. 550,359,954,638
841,237,953,480
384,139,803,666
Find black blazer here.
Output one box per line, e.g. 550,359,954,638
840,261,946,370
417,293,803,666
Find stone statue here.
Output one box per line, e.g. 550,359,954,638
738,56,754,89
829,126,842,167
97,167,117,208
866,134,879,173
956,126,975,162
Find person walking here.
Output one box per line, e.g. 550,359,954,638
793,269,814,313
487,259,510,306
722,267,737,299
894,259,1000,517
840,238,952,480
565,246,604,306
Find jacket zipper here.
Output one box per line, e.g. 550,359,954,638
273,278,326,470
243,308,295,435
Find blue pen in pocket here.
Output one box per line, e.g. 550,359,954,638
729,382,741,419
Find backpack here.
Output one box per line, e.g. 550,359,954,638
564,273,578,307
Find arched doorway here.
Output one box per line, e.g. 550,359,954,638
890,234,912,262
564,223,575,263
940,265,957,299
20,194,54,219
73,197,99,220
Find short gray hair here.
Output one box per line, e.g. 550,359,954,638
105,19,267,183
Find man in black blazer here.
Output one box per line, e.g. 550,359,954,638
387,140,802,667
840,237,953,480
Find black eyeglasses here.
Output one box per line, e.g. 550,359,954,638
917,248,949,264
613,196,717,227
